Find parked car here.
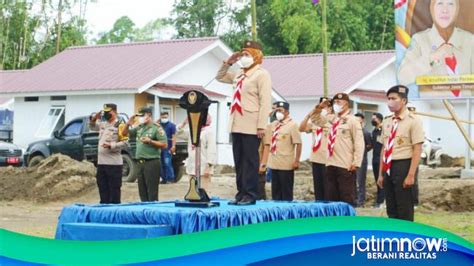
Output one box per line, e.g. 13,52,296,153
23,116,188,182
0,141,23,167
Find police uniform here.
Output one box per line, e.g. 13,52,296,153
379,86,424,221
216,40,272,204
129,107,168,202
264,104,301,201
312,93,364,206
90,103,128,204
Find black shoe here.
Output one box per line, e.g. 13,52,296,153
228,199,240,205
237,199,256,205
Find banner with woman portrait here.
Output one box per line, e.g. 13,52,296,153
395,0,474,99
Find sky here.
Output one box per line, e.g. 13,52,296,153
84,0,175,40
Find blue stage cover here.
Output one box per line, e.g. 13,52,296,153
60,223,173,241
55,200,355,239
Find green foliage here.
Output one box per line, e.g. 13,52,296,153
97,16,136,44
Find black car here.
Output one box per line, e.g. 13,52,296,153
0,141,23,167
24,116,188,182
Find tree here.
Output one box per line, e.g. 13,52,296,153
134,18,169,42
97,16,136,44
1,0,91,70
171,0,229,38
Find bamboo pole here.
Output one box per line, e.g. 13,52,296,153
321,0,328,97
251,0,257,41
442,100,474,150
414,111,474,125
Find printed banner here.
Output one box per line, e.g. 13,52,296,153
395,0,474,99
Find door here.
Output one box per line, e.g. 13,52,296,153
50,119,84,160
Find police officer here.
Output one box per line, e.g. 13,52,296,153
89,103,128,204
216,40,272,205
122,107,168,202
299,97,331,201
312,93,364,206
377,85,424,221
261,101,302,201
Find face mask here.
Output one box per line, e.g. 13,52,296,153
333,104,343,114
138,117,146,124
239,56,254,68
320,109,328,116
161,119,169,124
371,120,378,127
103,111,112,121
275,112,285,121
388,101,402,113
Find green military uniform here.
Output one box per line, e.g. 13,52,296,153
129,123,167,202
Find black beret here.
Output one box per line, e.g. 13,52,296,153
387,85,409,98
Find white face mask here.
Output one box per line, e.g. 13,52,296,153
138,117,146,124
161,119,169,124
275,112,285,121
321,109,328,116
239,56,254,68
333,104,343,114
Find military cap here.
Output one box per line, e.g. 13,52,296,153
242,40,262,50
136,107,153,116
332,93,350,102
273,101,290,110
387,85,409,99
103,103,117,112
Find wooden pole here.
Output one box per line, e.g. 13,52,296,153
442,100,474,150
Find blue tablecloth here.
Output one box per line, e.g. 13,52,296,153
55,200,355,239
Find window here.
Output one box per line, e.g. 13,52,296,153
35,106,65,138
51,96,67,101
62,121,83,136
24,97,39,102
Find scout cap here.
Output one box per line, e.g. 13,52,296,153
387,85,409,99
332,93,350,102
103,103,117,112
242,40,262,51
273,101,290,110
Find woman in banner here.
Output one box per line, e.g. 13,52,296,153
398,0,474,85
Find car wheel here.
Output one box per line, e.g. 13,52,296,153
28,155,45,167
122,154,137,182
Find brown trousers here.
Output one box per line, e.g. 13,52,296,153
325,166,356,207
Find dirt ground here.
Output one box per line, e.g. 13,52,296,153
0,156,473,241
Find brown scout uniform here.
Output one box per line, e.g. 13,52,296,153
379,107,424,221
215,40,272,203
306,121,329,200
264,118,301,201
312,110,364,206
